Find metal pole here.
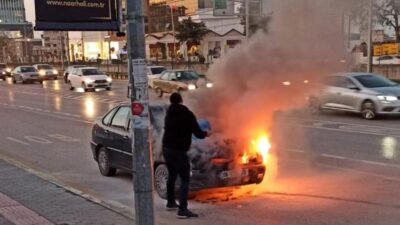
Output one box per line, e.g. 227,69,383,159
60,32,65,71
245,0,250,38
171,6,176,69
126,0,154,224
367,0,373,73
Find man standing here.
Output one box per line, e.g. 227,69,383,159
162,93,209,219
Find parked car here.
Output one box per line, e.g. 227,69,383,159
11,66,41,84
90,104,266,199
0,63,12,80
147,66,166,88
63,65,87,83
153,70,213,97
374,56,400,65
33,64,58,81
309,73,400,119
68,67,112,92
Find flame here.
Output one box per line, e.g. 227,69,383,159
252,135,271,165
241,134,272,166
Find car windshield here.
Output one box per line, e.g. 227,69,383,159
0,64,6,69
82,69,104,76
354,75,398,88
21,67,36,72
37,65,53,70
177,71,199,80
150,67,166,74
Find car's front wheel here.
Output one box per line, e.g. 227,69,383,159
97,147,117,176
155,87,163,98
154,164,169,199
361,100,376,120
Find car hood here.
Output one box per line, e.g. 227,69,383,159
84,75,109,80
370,86,400,96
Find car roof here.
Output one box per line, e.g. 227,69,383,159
19,65,35,68
34,64,51,66
147,66,165,68
332,72,381,78
164,69,195,72
76,67,99,70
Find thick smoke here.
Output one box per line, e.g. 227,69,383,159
186,0,356,193
188,0,348,138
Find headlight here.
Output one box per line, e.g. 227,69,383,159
39,70,46,76
84,78,94,84
106,77,112,82
188,84,196,90
206,83,213,88
377,95,398,102
53,69,58,74
6,68,11,73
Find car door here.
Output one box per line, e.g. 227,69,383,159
157,72,170,92
12,67,21,82
107,106,131,170
167,72,178,93
319,76,344,109
332,76,361,111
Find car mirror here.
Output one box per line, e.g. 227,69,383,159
348,85,360,91
171,78,177,81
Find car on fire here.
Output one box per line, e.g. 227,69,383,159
90,104,266,199
152,70,213,98
308,73,400,120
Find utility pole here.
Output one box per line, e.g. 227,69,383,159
245,0,250,38
367,0,374,73
126,0,154,225
170,5,176,69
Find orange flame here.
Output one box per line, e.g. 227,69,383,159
241,134,271,166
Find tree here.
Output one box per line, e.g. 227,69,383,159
348,0,400,42
376,0,400,42
175,17,208,46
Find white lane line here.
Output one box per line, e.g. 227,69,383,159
6,137,30,146
289,148,400,169
320,154,346,160
290,124,400,139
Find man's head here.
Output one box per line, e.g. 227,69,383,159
170,92,183,104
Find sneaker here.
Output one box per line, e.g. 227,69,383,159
166,202,179,211
177,209,199,219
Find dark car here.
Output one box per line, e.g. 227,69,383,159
0,63,11,80
153,70,213,97
90,104,266,199
11,66,41,84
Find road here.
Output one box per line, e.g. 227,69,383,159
0,78,400,225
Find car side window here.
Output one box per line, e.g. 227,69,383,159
102,107,118,125
169,72,177,81
111,107,130,129
160,72,169,80
336,77,355,88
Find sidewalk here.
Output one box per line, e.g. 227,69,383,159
0,159,133,225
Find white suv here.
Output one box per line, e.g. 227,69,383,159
68,67,112,92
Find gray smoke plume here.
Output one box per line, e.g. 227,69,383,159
187,0,351,139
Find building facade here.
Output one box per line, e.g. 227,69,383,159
0,0,33,37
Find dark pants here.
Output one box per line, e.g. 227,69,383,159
163,148,190,211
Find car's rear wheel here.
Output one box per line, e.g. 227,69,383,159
154,164,169,199
12,77,16,84
155,87,163,98
106,87,111,91
308,96,321,114
97,147,117,176
69,81,74,90
361,101,376,120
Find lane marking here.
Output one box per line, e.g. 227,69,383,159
288,148,400,169
6,137,30,146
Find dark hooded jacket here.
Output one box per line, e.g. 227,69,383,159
162,103,207,152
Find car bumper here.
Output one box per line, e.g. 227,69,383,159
39,74,58,80
190,164,266,190
376,101,400,114
86,82,112,89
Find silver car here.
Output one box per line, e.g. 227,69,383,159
11,66,41,84
309,73,400,119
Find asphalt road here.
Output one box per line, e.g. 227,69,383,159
0,78,400,225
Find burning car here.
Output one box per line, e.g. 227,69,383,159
90,104,267,199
